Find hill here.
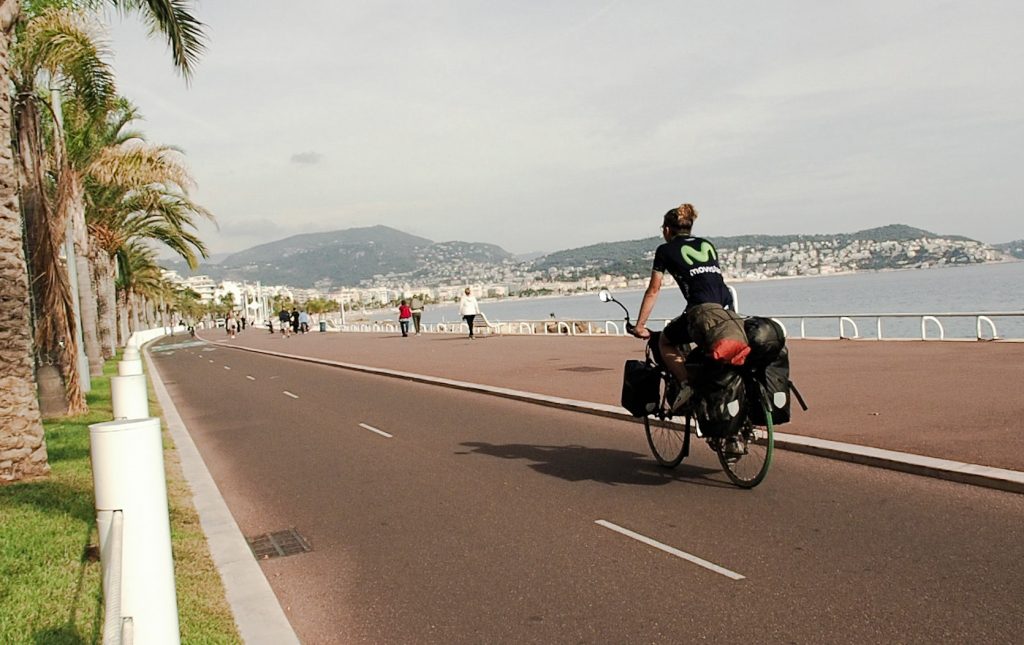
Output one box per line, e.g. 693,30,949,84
164,225,514,287
993,240,1024,259
529,225,992,279
160,223,1005,288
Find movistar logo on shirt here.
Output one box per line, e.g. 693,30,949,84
680,240,717,266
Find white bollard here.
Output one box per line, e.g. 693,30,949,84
90,417,180,644
111,374,149,420
118,359,143,376
122,345,140,361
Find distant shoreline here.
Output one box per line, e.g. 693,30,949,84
349,260,1022,321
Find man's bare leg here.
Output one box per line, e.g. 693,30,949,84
658,333,693,411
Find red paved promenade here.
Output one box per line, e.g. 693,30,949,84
197,328,1024,472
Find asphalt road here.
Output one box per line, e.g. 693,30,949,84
151,337,1024,644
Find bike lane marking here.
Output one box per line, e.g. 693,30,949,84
283,391,299,399
358,423,393,439
595,520,745,581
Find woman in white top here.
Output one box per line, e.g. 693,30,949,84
458,288,480,339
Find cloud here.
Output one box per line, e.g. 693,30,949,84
290,151,323,165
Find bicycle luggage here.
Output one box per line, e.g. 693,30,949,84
744,316,786,367
621,359,661,417
749,347,794,424
692,365,747,437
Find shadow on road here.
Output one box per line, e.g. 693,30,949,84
457,441,728,488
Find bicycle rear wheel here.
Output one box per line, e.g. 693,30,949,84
716,405,774,488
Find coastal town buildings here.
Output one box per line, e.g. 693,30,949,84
161,236,1009,319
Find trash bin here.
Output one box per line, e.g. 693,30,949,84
319,321,327,332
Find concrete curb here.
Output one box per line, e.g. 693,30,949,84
144,346,301,644
219,341,1024,496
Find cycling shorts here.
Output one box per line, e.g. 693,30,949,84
662,314,693,347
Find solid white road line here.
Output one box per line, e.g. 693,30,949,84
283,391,299,399
358,423,393,439
595,520,745,581
246,375,256,381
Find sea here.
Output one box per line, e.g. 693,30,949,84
372,261,1024,340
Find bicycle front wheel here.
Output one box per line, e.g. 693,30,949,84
717,405,774,488
644,412,688,468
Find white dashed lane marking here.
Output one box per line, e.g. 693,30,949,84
358,423,393,439
246,375,256,381
595,520,745,581
283,391,299,399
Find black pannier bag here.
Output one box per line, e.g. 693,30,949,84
692,364,747,437
749,347,795,425
744,316,786,367
621,359,662,417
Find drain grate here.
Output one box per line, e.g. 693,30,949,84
559,366,611,373
246,528,312,560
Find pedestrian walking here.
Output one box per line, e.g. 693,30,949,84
299,310,310,334
278,308,292,338
291,308,300,335
226,314,238,339
459,288,480,339
411,296,424,335
398,300,412,337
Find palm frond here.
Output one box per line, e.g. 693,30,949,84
17,8,116,115
112,0,206,80
87,140,195,192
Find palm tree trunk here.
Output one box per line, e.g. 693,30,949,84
117,288,130,345
57,170,103,376
131,293,141,331
14,89,86,416
89,247,116,358
0,1,50,482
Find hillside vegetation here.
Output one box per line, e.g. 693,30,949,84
161,224,1009,288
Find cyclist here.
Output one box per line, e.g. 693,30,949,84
630,203,749,443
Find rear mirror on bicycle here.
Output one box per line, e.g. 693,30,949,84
599,289,612,303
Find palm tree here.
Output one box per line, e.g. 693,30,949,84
0,0,205,483
0,0,49,482
86,132,211,348
13,6,117,415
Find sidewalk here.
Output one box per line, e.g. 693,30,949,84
199,328,1024,473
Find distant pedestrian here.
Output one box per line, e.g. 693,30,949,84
278,308,291,338
267,318,275,334
291,308,300,334
411,296,424,335
240,315,247,330
226,314,238,339
459,288,480,339
398,300,412,337
298,310,310,334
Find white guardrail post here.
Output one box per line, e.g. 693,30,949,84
921,315,945,340
977,316,998,340
90,417,180,645
91,327,178,644
111,374,149,420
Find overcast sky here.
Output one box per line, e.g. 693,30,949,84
106,1,1023,256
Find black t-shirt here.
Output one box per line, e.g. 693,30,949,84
652,235,733,309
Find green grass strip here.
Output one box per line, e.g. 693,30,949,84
0,357,240,644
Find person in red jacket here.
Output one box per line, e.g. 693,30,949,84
398,301,412,337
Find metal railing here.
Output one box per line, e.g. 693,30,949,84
327,311,1024,341
101,510,132,645
769,311,1024,341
